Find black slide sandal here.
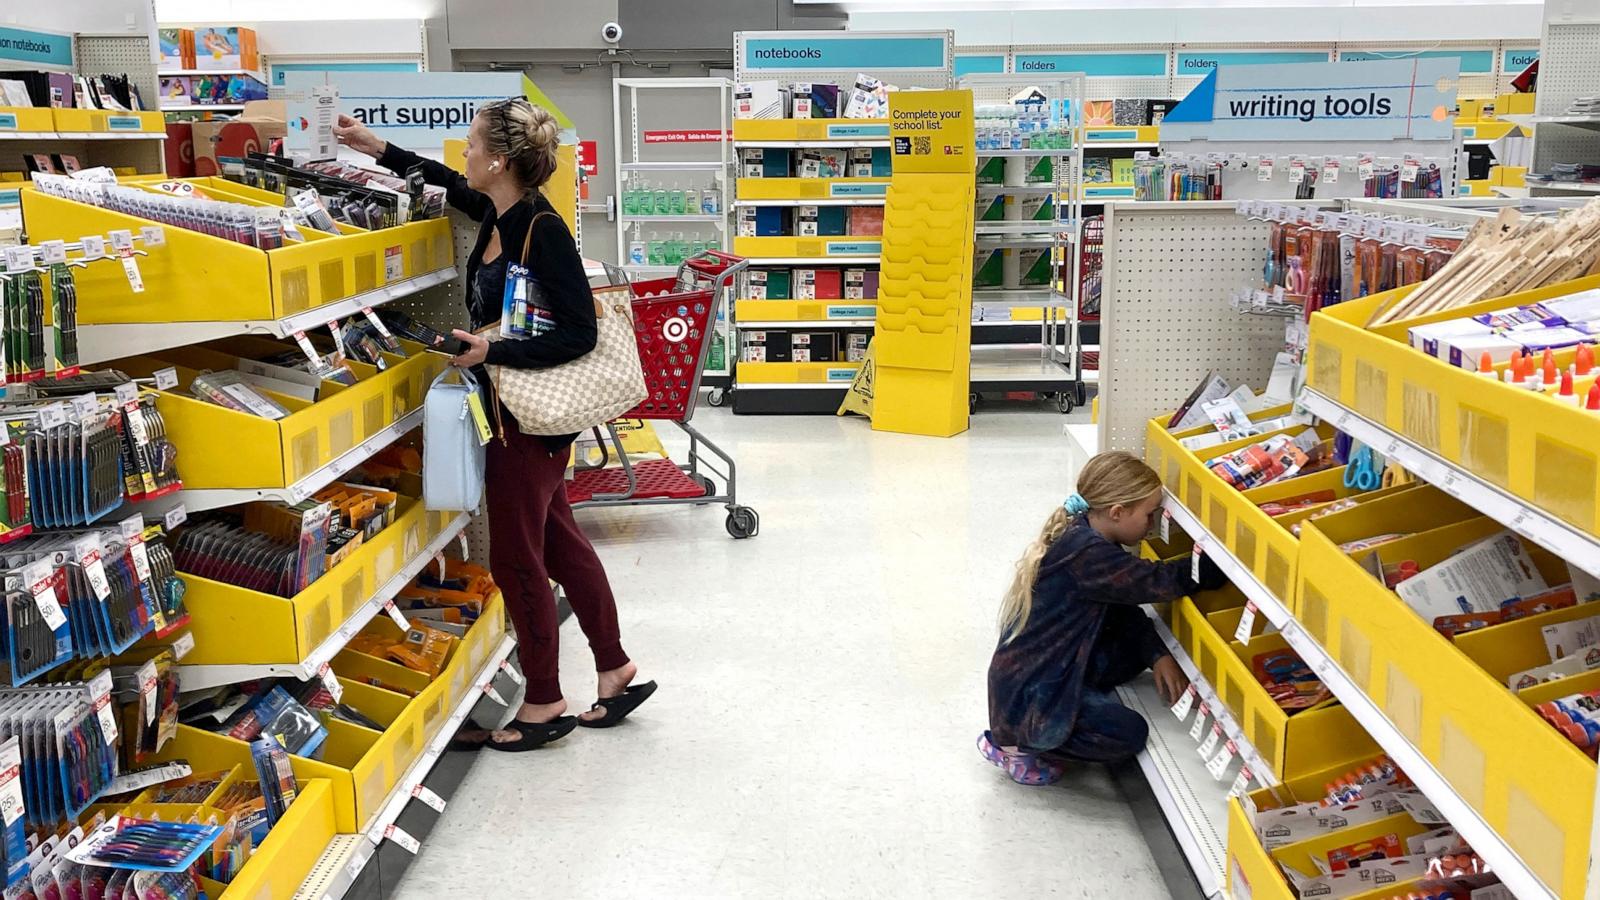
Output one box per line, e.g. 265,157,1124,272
486,716,578,752
447,731,490,752
578,681,658,729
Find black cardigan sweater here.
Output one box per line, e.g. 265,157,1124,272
379,143,593,448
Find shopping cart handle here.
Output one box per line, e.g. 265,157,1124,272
684,249,746,277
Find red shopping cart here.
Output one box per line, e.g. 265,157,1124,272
565,251,758,538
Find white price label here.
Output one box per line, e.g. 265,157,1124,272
384,246,404,284
1256,157,1274,182
1234,602,1258,644
383,825,420,854
499,659,525,686
1207,739,1239,780
1159,509,1172,543
3,247,31,271
138,226,165,248
79,236,106,261
39,241,66,265
89,670,119,746
318,663,344,703
172,632,195,660
74,537,111,602
1230,765,1255,799
1322,158,1340,184
327,321,344,358
70,393,98,421
293,331,320,363
121,254,144,293
27,563,66,632
1192,545,1204,583
114,383,139,406
1272,285,1286,304
1358,157,1375,181
37,403,68,430
1189,703,1211,741
1287,160,1305,185
153,367,178,391
128,536,152,583
385,600,410,630
1401,157,1420,183
481,682,509,706
1197,722,1223,759
138,660,158,725
1171,684,1197,720
0,739,23,826
362,307,395,339
164,504,187,531
108,230,134,252
411,784,447,813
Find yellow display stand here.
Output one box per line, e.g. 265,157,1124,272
870,90,975,438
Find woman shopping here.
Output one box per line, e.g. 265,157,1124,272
334,98,655,751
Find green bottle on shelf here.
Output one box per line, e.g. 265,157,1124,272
647,232,666,267
622,179,640,216
654,185,671,216
668,185,686,216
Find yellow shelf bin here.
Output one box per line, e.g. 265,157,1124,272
732,236,883,259
20,187,454,325
0,107,54,133
732,118,890,143
735,177,890,201
735,299,878,321
1306,275,1600,539
735,361,862,385
52,108,165,135
179,498,430,666
1298,496,1596,898
102,337,443,489
158,596,504,832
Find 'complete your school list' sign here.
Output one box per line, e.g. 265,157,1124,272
1161,57,1459,143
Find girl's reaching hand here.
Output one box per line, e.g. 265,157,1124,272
1152,654,1190,706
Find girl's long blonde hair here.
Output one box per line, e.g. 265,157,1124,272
999,451,1162,642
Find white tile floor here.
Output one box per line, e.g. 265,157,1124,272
393,404,1173,899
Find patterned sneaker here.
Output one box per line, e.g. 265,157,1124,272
976,730,1008,768
1004,751,1066,786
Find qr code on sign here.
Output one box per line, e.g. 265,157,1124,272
913,135,930,154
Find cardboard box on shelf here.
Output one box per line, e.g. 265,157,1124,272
164,122,195,177
191,103,286,176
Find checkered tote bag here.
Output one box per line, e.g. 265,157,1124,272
487,215,646,435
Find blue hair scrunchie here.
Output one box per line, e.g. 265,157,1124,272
1064,493,1090,516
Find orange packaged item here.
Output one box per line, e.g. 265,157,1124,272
398,585,486,619
1327,833,1405,871
345,634,394,657
384,623,458,677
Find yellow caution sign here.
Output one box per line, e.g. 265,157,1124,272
836,341,876,419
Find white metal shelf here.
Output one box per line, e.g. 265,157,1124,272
731,198,885,207
1526,181,1600,193
176,511,471,691
619,161,726,171
0,130,166,141
734,140,889,149
1083,141,1158,149
1299,389,1600,579
621,214,725,224
974,221,1075,235
160,67,267,81
138,407,423,516
160,103,244,112
1531,114,1600,130
971,288,1064,307
969,345,1075,384
1119,674,1230,900
978,147,1076,157
290,635,517,900
731,382,850,391
79,266,457,365
1162,489,1558,900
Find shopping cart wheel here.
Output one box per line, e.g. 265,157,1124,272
725,506,759,539
1056,393,1075,415
968,392,980,414
691,472,716,499
706,388,727,407
1074,381,1089,407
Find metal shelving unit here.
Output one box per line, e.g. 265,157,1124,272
960,72,1087,415
612,77,734,391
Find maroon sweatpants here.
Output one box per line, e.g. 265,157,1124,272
485,426,629,705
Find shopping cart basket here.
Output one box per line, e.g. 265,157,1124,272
566,251,759,538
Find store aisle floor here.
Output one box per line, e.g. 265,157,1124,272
393,405,1174,899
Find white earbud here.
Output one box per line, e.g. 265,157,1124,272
489,162,500,171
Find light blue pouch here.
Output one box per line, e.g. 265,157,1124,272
423,368,487,511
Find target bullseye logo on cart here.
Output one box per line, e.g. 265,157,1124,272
662,317,690,343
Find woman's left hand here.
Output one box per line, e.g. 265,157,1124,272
450,329,489,368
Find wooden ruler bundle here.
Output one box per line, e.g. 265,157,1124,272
1368,199,1600,326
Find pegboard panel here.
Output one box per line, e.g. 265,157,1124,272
733,30,954,90
1097,202,1308,456
1533,22,1600,177
75,35,163,173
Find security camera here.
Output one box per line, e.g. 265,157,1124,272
601,22,622,44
